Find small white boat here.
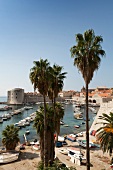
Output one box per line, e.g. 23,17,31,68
76,117,83,120
24,106,33,110
57,136,65,142
74,112,83,119
0,152,19,164
24,122,30,126
25,117,31,121
2,117,7,121
74,125,80,128
30,140,40,145
76,132,83,137
77,140,92,148
0,117,3,123
5,113,11,119
60,120,64,125
25,129,30,134
74,107,80,112
66,134,76,142
64,102,70,105
18,123,25,128
63,124,69,127
89,107,97,113
33,145,40,151
10,112,14,116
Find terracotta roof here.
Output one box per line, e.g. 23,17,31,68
86,91,112,97
88,93,94,97
98,93,111,97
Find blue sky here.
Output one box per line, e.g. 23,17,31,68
0,0,113,96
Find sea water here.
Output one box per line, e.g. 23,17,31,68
0,97,97,145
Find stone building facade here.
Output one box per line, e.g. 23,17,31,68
7,88,64,105
7,88,24,104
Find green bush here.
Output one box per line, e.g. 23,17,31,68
37,161,76,170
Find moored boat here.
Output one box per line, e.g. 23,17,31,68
33,145,40,151
60,120,65,125
25,129,30,134
74,125,80,128
76,117,83,120
18,123,25,128
0,117,3,123
66,134,76,142
57,136,65,142
63,124,69,127
30,140,39,145
76,132,83,137
2,116,7,121
24,122,30,126
24,106,33,110
0,152,19,164
89,107,97,113
74,112,83,119
77,139,92,148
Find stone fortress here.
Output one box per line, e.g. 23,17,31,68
7,88,63,105
7,86,113,105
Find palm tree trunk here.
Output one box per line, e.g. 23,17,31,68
56,119,60,142
40,135,44,161
52,96,56,159
43,95,48,167
49,97,55,163
50,132,54,163
86,82,90,170
47,130,52,161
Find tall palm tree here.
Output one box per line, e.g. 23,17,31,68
33,107,44,160
2,124,19,150
30,58,51,167
48,64,67,160
96,112,113,158
70,29,105,170
48,64,67,129
55,102,65,141
33,104,54,162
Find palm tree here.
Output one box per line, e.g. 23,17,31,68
30,58,51,167
33,106,44,160
96,112,113,158
48,64,67,161
33,104,54,162
70,29,105,170
55,102,65,142
48,64,67,135
2,124,19,150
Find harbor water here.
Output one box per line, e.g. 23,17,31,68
0,97,97,145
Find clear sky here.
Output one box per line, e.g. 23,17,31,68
0,0,113,96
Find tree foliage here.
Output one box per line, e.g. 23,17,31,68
96,112,113,156
2,124,19,150
70,29,105,170
70,29,105,84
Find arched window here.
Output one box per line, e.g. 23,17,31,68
93,99,96,103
